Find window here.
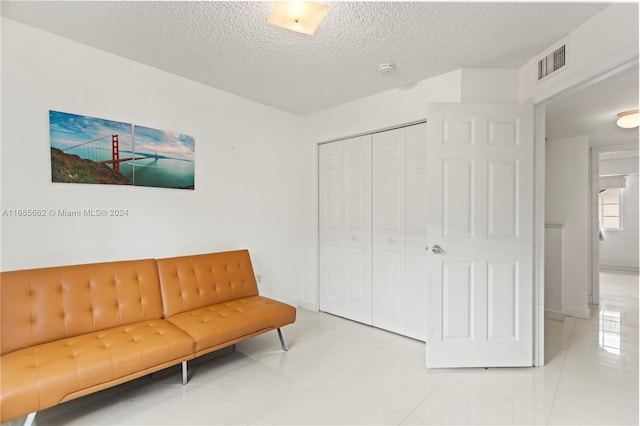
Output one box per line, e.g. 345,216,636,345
599,189,622,230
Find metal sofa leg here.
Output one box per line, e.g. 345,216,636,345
24,412,36,426
182,361,188,385
277,328,289,351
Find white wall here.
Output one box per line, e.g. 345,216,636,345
599,157,639,271
545,137,591,319
519,3,639,105
600,157,639,175
544,225,564,320
461,68,519,104
0,19,303,305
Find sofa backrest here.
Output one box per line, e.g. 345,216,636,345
157,250,259,318
0,259,163,355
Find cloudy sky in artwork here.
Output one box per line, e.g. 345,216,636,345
50,110,195,161
134,125,195,161
49,110,131,150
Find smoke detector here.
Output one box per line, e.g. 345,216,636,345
377,63,395,75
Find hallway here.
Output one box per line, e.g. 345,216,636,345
544,269,639,424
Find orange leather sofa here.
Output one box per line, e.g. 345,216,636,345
0,249,296,425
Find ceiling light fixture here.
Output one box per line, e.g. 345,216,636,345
268,1,329,36
616,109,639,128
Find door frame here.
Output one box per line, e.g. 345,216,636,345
533,58,639,366
533,104,546,367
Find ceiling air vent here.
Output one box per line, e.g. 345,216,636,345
537,44,566,81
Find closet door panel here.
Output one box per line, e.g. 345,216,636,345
319,136,372,324
405,123,428,341
343,137,373,324
319,142,345,316
373,128,406,335
320,123,428,338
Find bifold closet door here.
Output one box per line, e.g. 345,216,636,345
404,123,428,340
318,135,373,325
372,124,428,340
372,127,407,336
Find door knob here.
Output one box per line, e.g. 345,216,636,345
432,244,444,255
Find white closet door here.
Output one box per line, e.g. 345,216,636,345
372,128,407,335
319,141,345,317
405,123,429,341
343,137,373,324
319,135,372,324
320,123,427,337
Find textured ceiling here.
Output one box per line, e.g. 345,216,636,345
1,1,611,115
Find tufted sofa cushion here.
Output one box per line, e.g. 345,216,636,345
157,250,296,357
1,259,165,355
0,320,194,422
156,250,260,318
166,296,296,356
0,259,194,423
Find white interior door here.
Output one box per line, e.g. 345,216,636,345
426,103,534,368
319,135,372,324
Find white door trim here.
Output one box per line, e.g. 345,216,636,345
533,104,546,367
317,120,428,146
590,148,600,306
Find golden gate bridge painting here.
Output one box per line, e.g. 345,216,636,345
49,110,195,190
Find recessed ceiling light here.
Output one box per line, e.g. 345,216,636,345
268,1,329,36
616,109,639,128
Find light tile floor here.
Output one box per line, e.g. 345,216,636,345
7,270,638,425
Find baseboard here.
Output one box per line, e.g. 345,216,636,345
544,309,564,321
600,264,640,273
299,301,319,312
563,306,591,319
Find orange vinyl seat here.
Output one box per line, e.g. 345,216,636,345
0,258,193,424
166,295,296,356
157,250,296,358
1,320,194,423
1,250,295,425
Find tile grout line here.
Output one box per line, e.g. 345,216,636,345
260,319,394,423
396,372,450,425
544,317,576,425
